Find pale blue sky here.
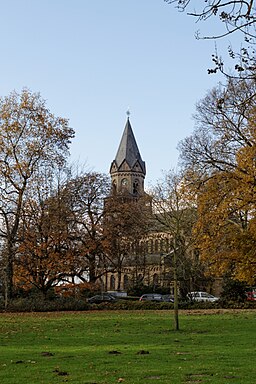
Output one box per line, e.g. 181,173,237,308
1,1,238,186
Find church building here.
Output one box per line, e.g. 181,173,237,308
102,117,173,293
98,116,222,297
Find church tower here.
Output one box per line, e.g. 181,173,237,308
110,117,146,198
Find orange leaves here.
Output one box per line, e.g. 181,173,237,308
177,77,256,284
0,89,74,179
194,159,256,282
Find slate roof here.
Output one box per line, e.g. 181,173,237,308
113,118,146,174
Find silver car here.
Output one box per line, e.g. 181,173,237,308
139,293,164,302
188,291,219,302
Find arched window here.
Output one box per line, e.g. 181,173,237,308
124,275,129,290
112,180,117,194
149,239,153,253
154,239,159,253
110,275,115,290
153,273,159,286
133,179,139,194
160,239,164,252
121,178,128,188
165,238,169,253
137,274,143,283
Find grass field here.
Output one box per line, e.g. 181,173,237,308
0,309,255,383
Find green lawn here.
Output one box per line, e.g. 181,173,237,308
0,310,255,383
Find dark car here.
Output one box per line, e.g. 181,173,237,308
139,293,164,302
87,293,116,304
162,294,174,303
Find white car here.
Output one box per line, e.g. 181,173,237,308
188,291,219,302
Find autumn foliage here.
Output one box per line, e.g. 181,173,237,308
181,79,256,285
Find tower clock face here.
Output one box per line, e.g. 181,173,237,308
121,178,128,186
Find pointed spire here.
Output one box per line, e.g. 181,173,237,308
114,117,146,174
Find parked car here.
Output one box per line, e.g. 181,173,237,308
162,294,174,303
87,293,116,304
187,291,219,302
139,293,164,302
245,289,256,301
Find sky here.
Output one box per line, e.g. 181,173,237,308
0,0,240,187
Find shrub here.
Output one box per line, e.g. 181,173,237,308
1,295,255,312
1,297,90,312
220,278,247,302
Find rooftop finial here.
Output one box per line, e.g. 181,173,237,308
126,108,130,119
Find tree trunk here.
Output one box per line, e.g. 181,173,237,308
173,248,179,331
89,255,97,283
4,245,14,308
117,268,122,291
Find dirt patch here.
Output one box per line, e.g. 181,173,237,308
180,308,256,316
0,308,255,317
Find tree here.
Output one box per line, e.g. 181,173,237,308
165,0,256,77
14,166,79,297
192,122,256,284
178,78,256,175
104,194,152,291
179,78,256,285
65,172,111,284
151,170,199,331
0,89,74,305
15,191,73,296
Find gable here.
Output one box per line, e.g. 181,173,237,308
118,160,131,172
132,161,143,173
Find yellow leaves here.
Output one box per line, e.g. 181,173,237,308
195,162,256,283
180,80,256,284
0,89,73,180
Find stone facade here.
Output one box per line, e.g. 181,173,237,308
101,117,220,296
102,117,174,292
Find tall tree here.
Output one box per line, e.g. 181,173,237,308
179,78,256,285
151,170,199,331
193,114,256,284
66,172,111,284
0,89,74,305
15,185,75,297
